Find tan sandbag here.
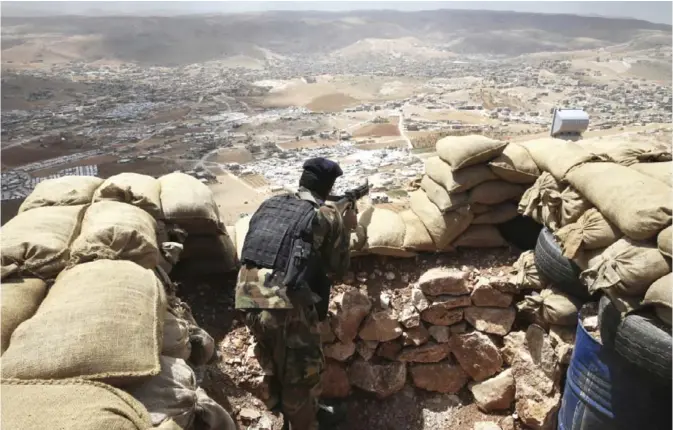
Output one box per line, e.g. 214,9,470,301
367,208,414,257
436,135,507,170
1,205,86,279
560,186,593,227
470,204,492,214
453,225,508,248
162,311,192,361
400,209,435,252
225,225,236,244
234,215,251,259
555,209,622,259
469,181,526,205
517,288,582,326
1,260,166,384
643,272,672,313
69,201,160,269
518,172,562,223
582,137,671,166
188,325,216,366
159,172,222,234
1,379,152,430
194,387,238,430
179,234,238,273
94,172,163,218
566,162,672,240
18,175,104,213
658,226,672,258
409,190,473,250
488,142,541,184
631,162,672,187
421,175,469,212
0,278,47,354
573,247,607,271
472,203,518,225
581,238,672,297
521,138,605,182
425,157,496,193
511,250,546,290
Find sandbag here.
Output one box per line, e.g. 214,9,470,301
400,209,435,252
511,250,545,290
453,225,507,248
472,202,518,225
179,234,238,273
436,135,507,170
0,278,47,354
554,208,622,259
582,137,671,166
128,356,235,430
517,288,582,326
560,186,593,227
367,208,414,257
1,204,86,279
93,172,163,218
470,204,492,214
159,172,222,234
573,247,607,271
643,273,672,326
425,156,496,193
188,325,216,366
658,226,672,258
1,379,152,430
421,175,469,212
234,215,251,259
350,206,374,252
468,181,526,205
69,201,160,269
581,238,672,297
163,311,192,361
518,172,562,223
488,142,541,184
1,260,166,385
225,225,236,244
521,138,604,182
409,190,473,250
566,162,672,240
631,162,672,187
18,175,104,213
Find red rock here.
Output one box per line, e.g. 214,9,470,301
331,289,372,343
398,342,450,363
321,360,351,398
464,306,516,336
417,268,470,296
449,332,503,382
471,281,514,308
359,310,403,342
402,324,430,347
469,369,515,412
348,360,407,398
410,362,469,393
323,341,356,361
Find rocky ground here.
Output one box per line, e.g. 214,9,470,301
175,248,547,430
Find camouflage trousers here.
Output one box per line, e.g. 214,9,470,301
244,305,324,430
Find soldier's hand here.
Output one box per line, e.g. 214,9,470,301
343,207,358,232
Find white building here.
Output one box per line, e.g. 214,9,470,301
550,108,590,138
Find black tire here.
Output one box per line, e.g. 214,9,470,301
534,227,590,300
614,312,672,382
598,294,621,349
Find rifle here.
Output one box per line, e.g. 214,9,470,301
325,180,372,214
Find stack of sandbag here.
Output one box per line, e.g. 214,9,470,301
418,135,527,250
159,172,238,275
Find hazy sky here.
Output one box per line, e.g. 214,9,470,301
3,1,672,25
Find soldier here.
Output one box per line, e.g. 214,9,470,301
235,157,357,430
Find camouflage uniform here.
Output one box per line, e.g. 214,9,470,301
235,187,350,430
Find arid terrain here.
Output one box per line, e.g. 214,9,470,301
1,6,672,429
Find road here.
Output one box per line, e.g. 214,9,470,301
397,110,413,149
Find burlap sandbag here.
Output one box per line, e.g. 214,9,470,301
554,208,622,259
582,137,672,166
235,215,252,259
471,204,492,214
69,201,160,269
1,260,166,384
159,172,222,234
436,135,507,170
643,273,672,326
225,225,236,244
350,206,374,252
472,202,518,225
658,226,672,258
566,162,672,240
179,233,238,273
469,181,526,205
367,208,415,257
511,250,546,290
631,162,672,187
18,175,104,213
453,225,508,248
488,142,541,184
163,311,192,361
1,204,86,279
1,379,152,430
94,172,163,218
560,186,593,227
521,138,605,182
1,277,47,354
518,172,562,222
573,247,607,271
581,238,672,296
400,209,435,252
425,156,496,193
409,190,473,250
128,356,235,430
517,288,582,326
421,175,469,212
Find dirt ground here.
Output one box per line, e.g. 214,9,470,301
209,173,270,225
352,122,400,138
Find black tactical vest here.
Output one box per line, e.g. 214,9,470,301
240,194,318,289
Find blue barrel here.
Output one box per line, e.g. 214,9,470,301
558,318,671,430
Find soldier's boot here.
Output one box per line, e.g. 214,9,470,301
316,402,346,429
